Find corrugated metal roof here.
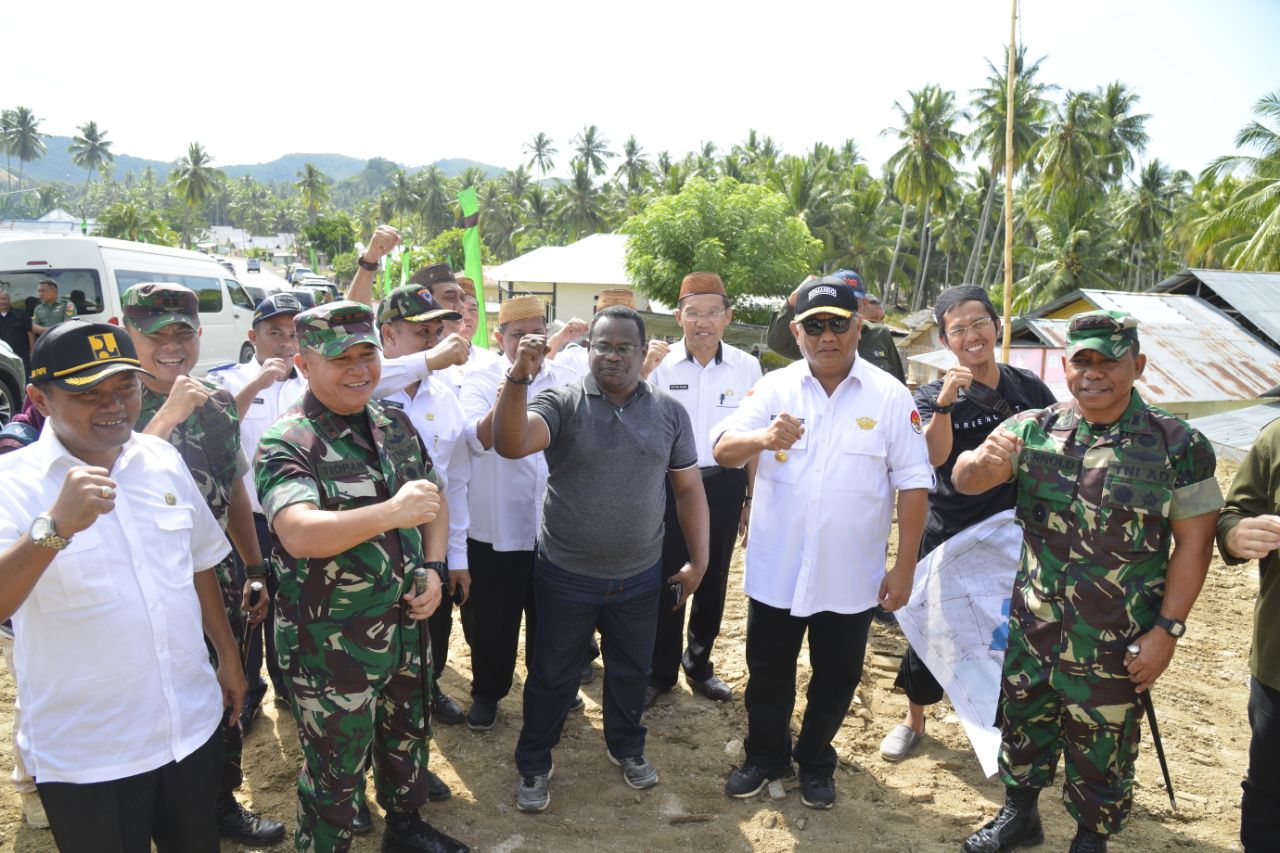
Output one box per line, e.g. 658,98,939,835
1188,401,1280,463
1154,268,1280,353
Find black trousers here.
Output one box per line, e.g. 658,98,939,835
743,599,875,776
38,728,223,853
460,538,537,705
428,570,453,682
651,467,746,689
893,528,946,706
244,513,286,700
1243,676,1280,851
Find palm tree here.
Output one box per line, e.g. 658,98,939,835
383,169,420,227
614,135,650,197
295,163,331,223
68,120,114,222
1115,159,1174,289
1014,188,1121,309
524,132,557,179
98,200,177,245
571,125,614,177
170,142,221,208
0,109,14,191
501,166,533,202
1032,91,1105,200
415,165,452,236
555,162,605,240
7,106,45,192
1091,81,1150,184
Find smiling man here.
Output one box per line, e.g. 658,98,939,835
952,310,1222,853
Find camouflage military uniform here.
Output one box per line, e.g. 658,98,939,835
32,297,77,331
256,358,441,852
997,388,1222,834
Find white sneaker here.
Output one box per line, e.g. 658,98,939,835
20,790,50,829
879,724,923,762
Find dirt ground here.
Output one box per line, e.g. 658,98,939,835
0,461,1253,852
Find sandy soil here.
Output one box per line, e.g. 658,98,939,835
1,462,1251,852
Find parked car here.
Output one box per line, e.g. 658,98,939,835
0,234,257,373
297,278,339,300
217,258,236,276
289,265,314,284
243,284,268,307
246,258,261,273
0,339,24,427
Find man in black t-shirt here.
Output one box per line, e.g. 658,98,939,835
879,285,1055,763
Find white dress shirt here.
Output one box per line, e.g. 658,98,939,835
385,376,471,569
209,352,433,512
461,356,578,552
650,340,763,467
0,428,231,784
551,343,589,377
439,345,502,398
712,357,933,617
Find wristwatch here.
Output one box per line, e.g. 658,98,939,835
244,561,269,579
30,513,72,551
1154,615,1186,638
422,560,448,584
357,255,379,271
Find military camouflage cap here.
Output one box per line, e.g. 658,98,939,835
377,284,462,325
295,300,382,357
1066,310,1139,359
122,282,200,333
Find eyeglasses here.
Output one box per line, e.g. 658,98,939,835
681,309,726,322
800,316,854,337
942,317,994,338
590,341,641,357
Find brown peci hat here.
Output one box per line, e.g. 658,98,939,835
596,288,635,311
498,296,547,326
678,272,727,301
407,262,457,289
455,276,476,298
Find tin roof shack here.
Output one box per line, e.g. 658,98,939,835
1188,400,1280,463
907,291,1280,421
1154,269,1280,355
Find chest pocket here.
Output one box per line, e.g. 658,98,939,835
834,430,887,493
1102,462,1173,553
317,459,382,510
1016,450,1081,539
32,526,119,614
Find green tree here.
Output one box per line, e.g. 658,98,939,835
623,177,822,313
295,163,331,223
615,135,650,198
1014,188,1121,310
1033,91,1105,200
555,162,605,240
524,131,557,179
97,201,178,245
301,213,355,261
170,142,221,208
69,120,114,222
7,106,45,192
1091,81,1150,184
571,124,614,176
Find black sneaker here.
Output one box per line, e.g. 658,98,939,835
466,699,497,731
426,771,452,803
381,809,468,853
799,769,835,809
725,763,790,799
238,699,262,734
215,792,286,845
568,693,585,713
431,686,465,726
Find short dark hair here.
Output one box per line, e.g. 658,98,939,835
935,284,998,335
590,305,645,343
38,279,58,289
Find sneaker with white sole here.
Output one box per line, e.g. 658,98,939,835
607,751,658,789
515,764,553,813
879,723,923,762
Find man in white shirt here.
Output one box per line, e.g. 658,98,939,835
647,272,761,709
459,296,579,731
407,265,499,396
0,320,244,852
712,277,932,810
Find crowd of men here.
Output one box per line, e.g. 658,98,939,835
0,222,1276,853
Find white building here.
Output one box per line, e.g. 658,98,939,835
486,233,647,321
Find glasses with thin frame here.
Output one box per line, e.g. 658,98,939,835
943,317,995,339
681,309,726,322
590,341,641,357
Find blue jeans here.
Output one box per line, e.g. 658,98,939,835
515,556,662,776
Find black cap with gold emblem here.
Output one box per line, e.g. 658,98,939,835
28,319,151,390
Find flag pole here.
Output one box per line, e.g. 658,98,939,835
1000,0,1018,363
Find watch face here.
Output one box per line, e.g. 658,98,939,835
31,514,54,541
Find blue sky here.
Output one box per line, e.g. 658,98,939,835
8,0,1277,179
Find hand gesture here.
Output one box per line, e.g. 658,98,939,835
938,365,974,408
1225,515,1280,561
404,570,442,620
254,357,291,388
511,333,547,381
158,375,212,424
973,429,1022,469
642,339,670,376
48,466,118,538
548,317,588,352
667,562,705,611
762,413,804,452
427,334,471,371
877,564,914,612
364,225,401,264
389,479,441,529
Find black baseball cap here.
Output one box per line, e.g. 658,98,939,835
29,319,151,390
253,292,306,325
794,276,861,322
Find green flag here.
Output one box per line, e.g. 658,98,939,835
309,247,317,270
401,251,410,287
459,186,489,349
381,258,391,301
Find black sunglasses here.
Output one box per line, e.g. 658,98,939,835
800,316,854,336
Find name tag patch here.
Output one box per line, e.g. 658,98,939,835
669,384,689,390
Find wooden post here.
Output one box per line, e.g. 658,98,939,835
1001,0,1018,363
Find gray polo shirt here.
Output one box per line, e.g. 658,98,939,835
528,374,697,579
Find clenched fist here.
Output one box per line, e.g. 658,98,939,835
642,339,670,377
48,466,118,538
762,413,804,452
388,479,441,529
973,429,1023,468
364,225,401,264
511,333,548,381
937,365,974,408
427,334,471,371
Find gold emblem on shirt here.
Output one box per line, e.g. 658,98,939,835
774,450,789,463
857,417,877,431
164,492,177,506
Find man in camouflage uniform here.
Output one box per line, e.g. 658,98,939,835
255,300,468,853
31,278,77,338
952,310,1222,853
121,282,284,846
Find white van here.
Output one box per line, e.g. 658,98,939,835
0,234,257,373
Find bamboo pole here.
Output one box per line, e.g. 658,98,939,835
1000,0,1018,363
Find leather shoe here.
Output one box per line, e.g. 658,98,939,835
427,770,452,802
238,700,261,734
643,685,663,710
431,686,465,726
686,673,732,702
382,809,469,853
216,792,286,845
962,786,1043,853
1069,826,1108,852
352,798,373,835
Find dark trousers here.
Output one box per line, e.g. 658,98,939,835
38,728,223,853
515,556,662,775
460,538,537,705
651,467,746,689
428,575,453,683
244,513,286,700
893,528,947,706
743,599,875,776
1243,676,1280,851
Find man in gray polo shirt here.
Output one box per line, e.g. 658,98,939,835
493,305,710,813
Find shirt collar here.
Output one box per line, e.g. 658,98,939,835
582,372,650,400
302,390,390,443
681,340,724,365
1054,389,1152,437
795,353,864,389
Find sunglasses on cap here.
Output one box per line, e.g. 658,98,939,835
122,291,198,319
327,308,375,332
800,316,854,336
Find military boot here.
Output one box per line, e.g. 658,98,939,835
1068,826,1107,853
381,809,468,853
960,786,1044,852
